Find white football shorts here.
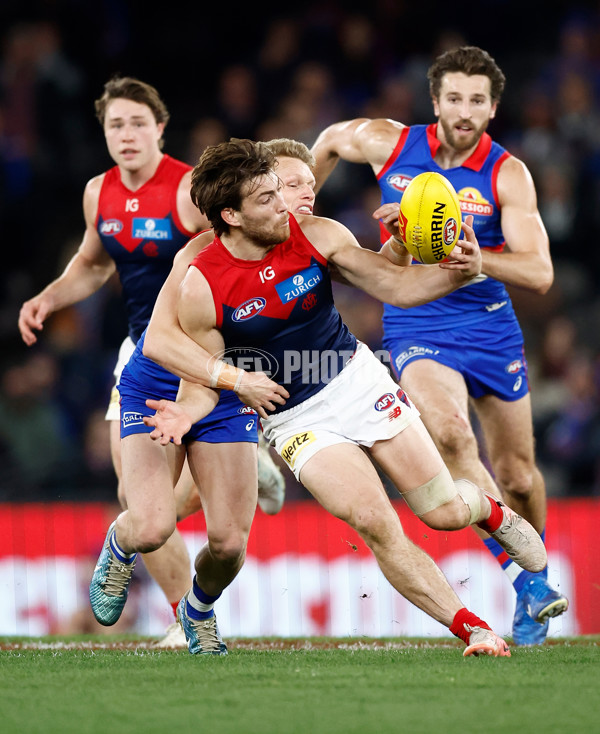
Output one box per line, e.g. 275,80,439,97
104,336,135,421
261,341,420,480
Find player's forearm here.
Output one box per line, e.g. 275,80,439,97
175,379,220,423
379,237,413,267
481,249,554,294
41,254,115,311
383,266,476,307
143,324,245,391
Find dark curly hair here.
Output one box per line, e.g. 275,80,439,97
190,139,276,236
427,46,506,104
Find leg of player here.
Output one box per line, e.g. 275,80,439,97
398,358,563,643
110,418,192,647
474,393,569,644
299,442,509,657
176,441,258,655
89,433,184,626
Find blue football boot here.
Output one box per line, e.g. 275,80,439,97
512,575,569,645
89,522,137,626
177,594,228,655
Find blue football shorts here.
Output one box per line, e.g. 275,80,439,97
117,359,258,444
384,319,529,402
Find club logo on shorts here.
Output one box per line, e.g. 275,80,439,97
374,393,395,411
280,431,316,468
122,412,144,427
396,387,411,407
232,298,267,322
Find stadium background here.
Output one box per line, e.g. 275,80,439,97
0,0,598,636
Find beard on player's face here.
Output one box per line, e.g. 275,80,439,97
439,115,490,152
242,216,290,247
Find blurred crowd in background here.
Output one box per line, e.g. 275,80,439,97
0,1,599,502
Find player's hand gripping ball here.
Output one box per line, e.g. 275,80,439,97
398,172,462,263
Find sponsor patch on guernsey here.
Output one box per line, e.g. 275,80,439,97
275,264,322,303
132,217,172,240
280,431,316,468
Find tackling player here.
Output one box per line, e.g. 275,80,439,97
139,139,546,656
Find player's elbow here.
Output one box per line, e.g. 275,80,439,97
142,329,162,363
532,262,554,295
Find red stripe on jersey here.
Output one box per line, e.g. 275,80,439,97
377,126,410,181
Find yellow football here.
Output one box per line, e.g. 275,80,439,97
398,172,462,264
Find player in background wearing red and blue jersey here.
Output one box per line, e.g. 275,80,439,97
17,77,284,647
311,45,568,645
140,139,547,656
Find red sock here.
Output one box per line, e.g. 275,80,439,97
170,601,179,619
450,608,491,643
476,495,504,533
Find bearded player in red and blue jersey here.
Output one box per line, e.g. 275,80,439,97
311,45,568,645
136,138,548,656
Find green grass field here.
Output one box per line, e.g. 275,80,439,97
1,636,598,734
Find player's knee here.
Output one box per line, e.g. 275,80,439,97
403,470,472,530
435,417,477,463
343,501,400,548
420,498,470,530
495,458,535,501
133,519,176,553
207,530,248,567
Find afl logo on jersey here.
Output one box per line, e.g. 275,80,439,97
374,393,395,411
232,298,267,322
387,174,413,192
99,219,123,236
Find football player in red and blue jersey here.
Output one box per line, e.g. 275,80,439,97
140,138,547,656
17,77,285,647
311,45,568,645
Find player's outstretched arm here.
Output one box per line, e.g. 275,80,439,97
311,118,404,192
303,215,481,308
18,177,115,345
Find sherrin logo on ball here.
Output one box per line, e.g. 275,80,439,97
398,172,462,264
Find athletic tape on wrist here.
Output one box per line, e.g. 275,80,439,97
209,361,223,389
233,370,244,393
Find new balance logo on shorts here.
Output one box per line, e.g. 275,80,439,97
122,412,145,428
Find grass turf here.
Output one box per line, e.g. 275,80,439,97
1,636,598,734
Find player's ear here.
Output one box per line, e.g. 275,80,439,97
431,96,440,117
221,207,240,227
489,101,498,119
